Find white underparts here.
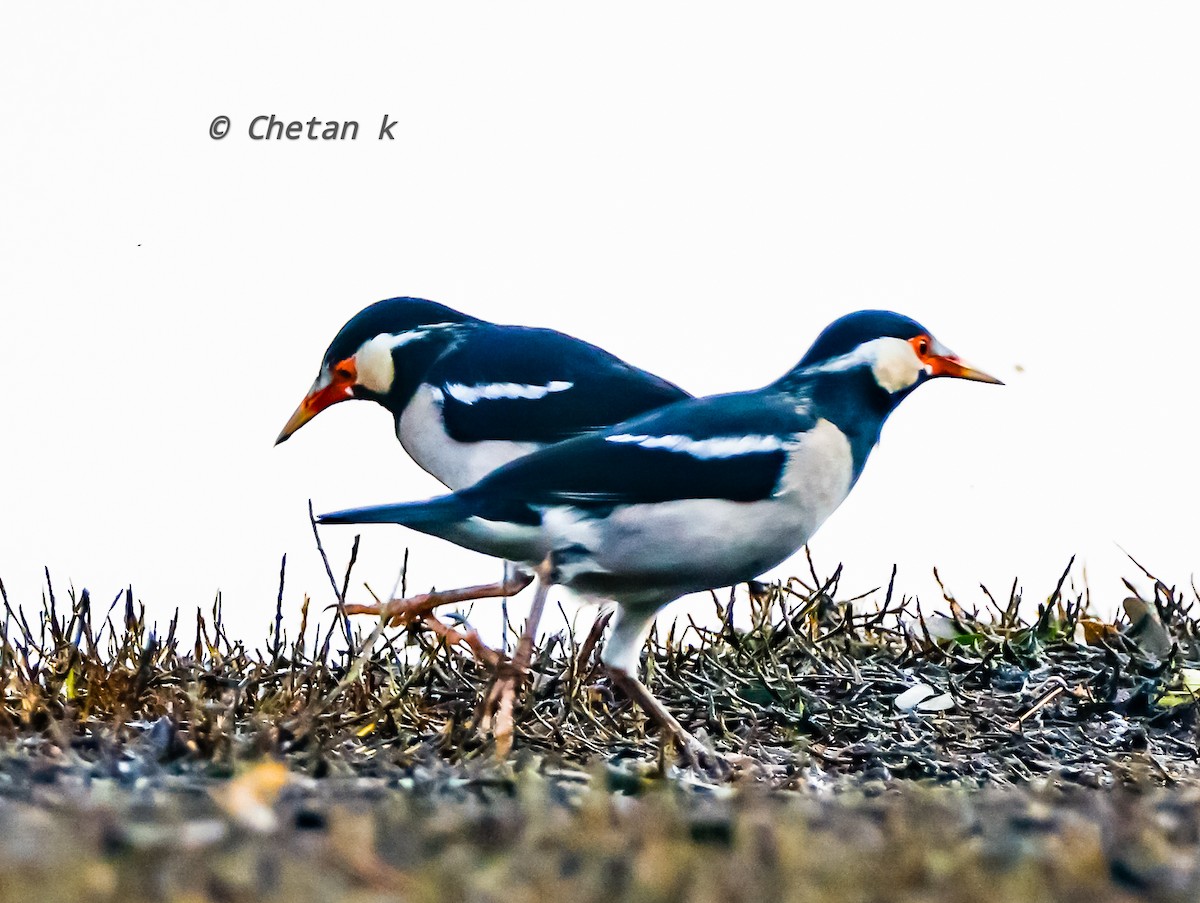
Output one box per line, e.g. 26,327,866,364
775,419,854,513
605,432,785,459
444,380,574,405
544,418,854,606
397,386,541,489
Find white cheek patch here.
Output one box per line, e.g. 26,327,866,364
350,325,458,395
806,336,923,393
606,432,785,459
353,334,399,394
445,381,573,406
869,337,924,393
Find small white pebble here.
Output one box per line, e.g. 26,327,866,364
916,693,956,712
894,684,936,711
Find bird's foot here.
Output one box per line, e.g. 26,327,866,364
672,734,763,781
339,589,464,628
676,735,729,778
338,595,504,667
343,572,536,628
416,614,504,668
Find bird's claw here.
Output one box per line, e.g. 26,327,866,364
675,736,728,779
674,737,762,781
341,597,427,628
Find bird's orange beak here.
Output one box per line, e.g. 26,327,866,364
927,354,1004,385
910,336,1004,385
275,359,357,445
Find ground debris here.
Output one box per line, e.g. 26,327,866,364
0,561,1199,900
1,563,1199,786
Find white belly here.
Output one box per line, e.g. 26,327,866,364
552,497,814,597
396,385,541,490
546,418,855,604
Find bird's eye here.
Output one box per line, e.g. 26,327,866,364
331,358,357,383
916,337,930,357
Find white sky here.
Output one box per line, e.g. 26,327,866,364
2,4,1198,647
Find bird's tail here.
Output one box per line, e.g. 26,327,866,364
317,492,540,563
317,493,474,531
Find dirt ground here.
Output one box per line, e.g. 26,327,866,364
3,758,1200,903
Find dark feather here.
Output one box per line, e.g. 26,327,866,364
430,325,689,444
460,392,816,513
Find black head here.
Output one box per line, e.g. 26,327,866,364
276,297,482,444
777,309,1003,478
320,297,479,371
790,309,1002,392
798,310,927,369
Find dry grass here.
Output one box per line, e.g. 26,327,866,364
0,548,1198,901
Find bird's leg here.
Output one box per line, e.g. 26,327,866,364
342,568,530,694
342,569,534,627
605,666,726,776
598,605,734,776
480,557,553,758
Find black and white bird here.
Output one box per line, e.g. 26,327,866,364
316,310,1002,765
277,296,690,615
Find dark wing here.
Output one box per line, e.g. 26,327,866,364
461,392,816,521
428,325,690,444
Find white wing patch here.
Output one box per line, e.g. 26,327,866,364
445,380,574,406
605,433,785,459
